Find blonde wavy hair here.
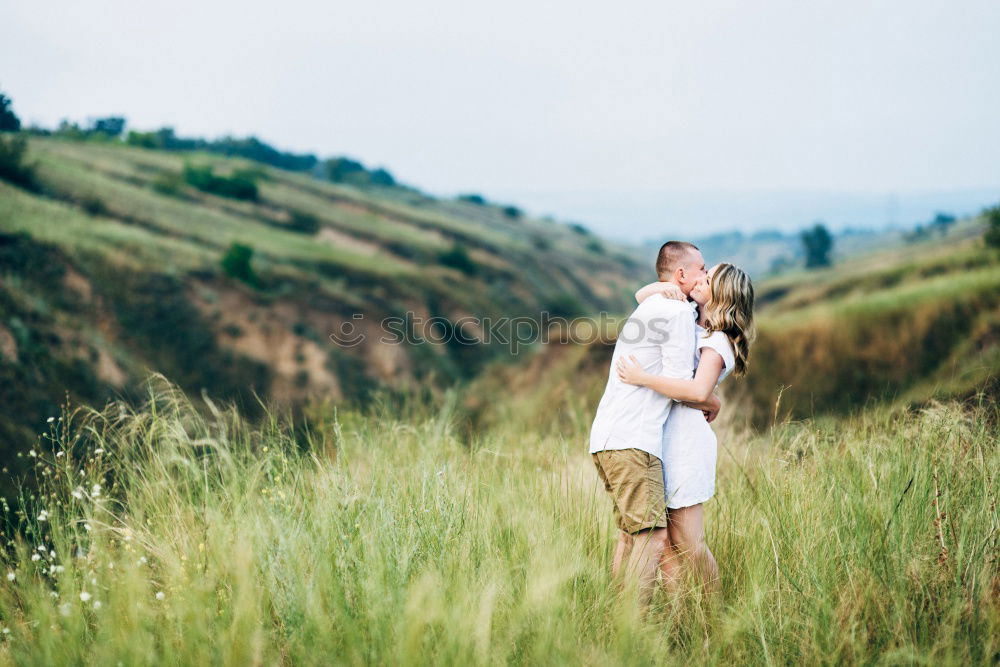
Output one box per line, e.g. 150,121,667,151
702,263,756,377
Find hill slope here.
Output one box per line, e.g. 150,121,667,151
0,136,645,468
464,220,999,432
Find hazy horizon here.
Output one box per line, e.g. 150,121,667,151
4,0,998,242
485,186,1000,243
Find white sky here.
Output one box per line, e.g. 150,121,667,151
3,0,999,240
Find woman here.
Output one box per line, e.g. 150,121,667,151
616,262,755,593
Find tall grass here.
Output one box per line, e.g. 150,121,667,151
0,375,996,664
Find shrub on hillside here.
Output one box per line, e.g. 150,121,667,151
286,209,320,234
438,243,477,276
78,193,108,216
502,205,522,219
221,242,259,287
545,293,586,318
984,204,1000,249
0,134,36,190
532,234,552,251
183,163,258,201
457,193,486,205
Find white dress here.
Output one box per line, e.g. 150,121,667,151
660,326,735,509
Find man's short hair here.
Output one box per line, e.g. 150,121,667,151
655,241,700,278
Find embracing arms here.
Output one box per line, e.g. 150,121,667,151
617,348,726,405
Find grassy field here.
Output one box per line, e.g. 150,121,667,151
0,375,996,664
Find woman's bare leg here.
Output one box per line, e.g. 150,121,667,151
666,503,720,593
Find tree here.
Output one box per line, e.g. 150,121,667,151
801,223,833,269
90,116,126,137
983,204,1000,250
929,212,956,236
0,91,20,132
0,134,36,189
369,168,396,187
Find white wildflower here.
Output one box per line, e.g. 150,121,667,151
2,627,8,634
50,591,59,598
79,591,91,602
59,603,71,617
31,554,40,562
6,572,14,581
91,484,101,497
46,417,55,423
71,488,84,500
37,510,48,522
53,565,65,573
83,523,92,532
56,451,64,458
37,545,46,552
92,600,101,610
94,448,104,454
28,450,37,458
155,591,165,600
139,556,147,565
49,550,55,558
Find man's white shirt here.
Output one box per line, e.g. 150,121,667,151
589,295,697,461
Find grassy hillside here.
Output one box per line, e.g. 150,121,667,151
463,217,999,432
0,376,995,663
0,136,645,488
743,225,1000,425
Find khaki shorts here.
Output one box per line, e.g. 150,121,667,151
592,449,668,534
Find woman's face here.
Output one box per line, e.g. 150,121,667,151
690,264,719,306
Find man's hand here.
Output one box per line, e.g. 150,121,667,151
703,394,722,423
683,393,722,422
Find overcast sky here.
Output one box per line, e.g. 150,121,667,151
4,0,999,240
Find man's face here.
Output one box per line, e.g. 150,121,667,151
676,249,707,296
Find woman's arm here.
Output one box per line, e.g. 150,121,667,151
616,349,725,403
634,281,685,304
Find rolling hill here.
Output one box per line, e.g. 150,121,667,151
463,216,999,433
0,136,645,482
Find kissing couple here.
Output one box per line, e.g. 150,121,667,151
589,240,755,604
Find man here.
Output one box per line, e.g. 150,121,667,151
589,241,709,603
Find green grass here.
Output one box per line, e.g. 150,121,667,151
0,375,995,664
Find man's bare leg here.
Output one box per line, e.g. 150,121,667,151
612,531,634,579
623,526,670,605
666,503,720,593
658,511,684,593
